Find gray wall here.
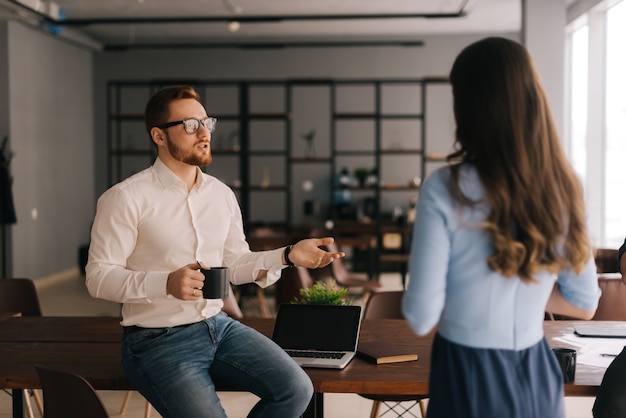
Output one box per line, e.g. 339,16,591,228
5,21,94,279
0,23,10,276
523,0,567,138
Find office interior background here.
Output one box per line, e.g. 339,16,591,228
0,0,624,282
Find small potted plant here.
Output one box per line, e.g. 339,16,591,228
292,281,352,306
353,167,370,187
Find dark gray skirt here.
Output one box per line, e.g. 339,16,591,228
427,333,565,418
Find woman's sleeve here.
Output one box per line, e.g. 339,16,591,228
402,171,451,335
557,254,601,312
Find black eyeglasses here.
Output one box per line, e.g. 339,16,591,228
157,117,217,134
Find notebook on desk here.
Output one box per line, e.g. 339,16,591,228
574,325,626,338
272,303,362,369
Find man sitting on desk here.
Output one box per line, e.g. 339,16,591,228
86,85,344,418
593,237,626,418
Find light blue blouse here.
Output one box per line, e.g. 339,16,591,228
402,164,601,350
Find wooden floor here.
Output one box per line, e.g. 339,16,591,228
0,271,595,418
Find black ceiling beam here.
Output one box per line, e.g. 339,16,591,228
104,40,425,51
55,12,467,26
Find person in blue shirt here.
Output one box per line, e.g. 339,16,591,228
402,37,600,418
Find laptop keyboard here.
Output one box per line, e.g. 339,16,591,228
285,350,346,359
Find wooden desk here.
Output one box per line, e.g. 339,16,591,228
543,321,611,396
0,312,21,321
0,317,609,417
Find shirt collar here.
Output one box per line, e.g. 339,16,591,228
153,157,205,190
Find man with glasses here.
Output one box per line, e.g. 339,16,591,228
86,85,344,418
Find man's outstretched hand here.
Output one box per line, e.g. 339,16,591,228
287,237,345,269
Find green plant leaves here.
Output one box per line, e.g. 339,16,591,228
293,281,351,306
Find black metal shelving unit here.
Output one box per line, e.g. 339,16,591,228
107,77,450,272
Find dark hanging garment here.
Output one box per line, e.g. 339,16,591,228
0,138,16,225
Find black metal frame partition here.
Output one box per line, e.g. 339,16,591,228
106,77,449,241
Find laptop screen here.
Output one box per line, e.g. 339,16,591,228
272,304,362,351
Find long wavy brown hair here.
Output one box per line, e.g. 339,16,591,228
447,37,590,283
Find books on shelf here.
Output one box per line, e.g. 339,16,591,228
357,341,419,365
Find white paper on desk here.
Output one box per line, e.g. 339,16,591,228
551,333,626,368
552,334,589,350
578,345,624,368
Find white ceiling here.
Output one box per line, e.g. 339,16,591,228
4,0,523,49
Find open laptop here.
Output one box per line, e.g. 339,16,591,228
272,304,362,369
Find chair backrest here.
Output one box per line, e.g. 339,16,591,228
221,285,244,319
595,248,620,274
0,278,42,316
275,266,314,308
309,227,330,238
363,290,404,320
325,242,349,280
251,226,278,238
35,365,109,418
592,278,626,320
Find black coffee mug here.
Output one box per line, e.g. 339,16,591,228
200,267,230,299
552,347,576,383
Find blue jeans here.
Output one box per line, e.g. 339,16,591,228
121,312,314,418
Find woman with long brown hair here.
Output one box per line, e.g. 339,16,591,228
402,37,600,417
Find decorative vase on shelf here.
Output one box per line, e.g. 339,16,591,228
338,167,351,188
261,167,270,188
227,130,240,151
301,128,316,158
366,168,378,187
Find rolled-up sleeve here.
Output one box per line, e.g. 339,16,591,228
558,254,601,312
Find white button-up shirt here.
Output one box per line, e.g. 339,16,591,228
86,158,285,327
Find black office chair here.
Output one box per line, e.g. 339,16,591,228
222,284,244,319
0,278,44,418
594,248,620,274
243,226,289,317
325,242,382,294
274,266,314,308
359,290,428,418
0,277,43,316
591,277,626,320
35,365,109,418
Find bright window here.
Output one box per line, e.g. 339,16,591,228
604,0,626,247
566,0,625,248
569,24,588,182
